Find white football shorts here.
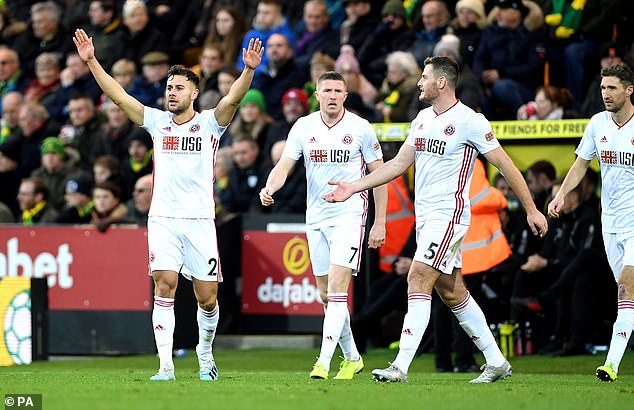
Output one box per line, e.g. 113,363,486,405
603,230,634,281
413,219,468,274
306,223,366,276
147,216,223,282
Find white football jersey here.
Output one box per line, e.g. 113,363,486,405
143,107,226,219
405,101,500,226
284,110,383,228
576,111,634,233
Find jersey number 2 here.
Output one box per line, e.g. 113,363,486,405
208,258,217,276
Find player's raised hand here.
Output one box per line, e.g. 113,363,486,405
547,195,564,219
527,209,548,238
259,186,274,206
322,181,354,203
72,29,95,63
243,38,264,70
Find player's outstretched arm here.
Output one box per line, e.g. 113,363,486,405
260,156,297,206
323,144,415,203
72,29,144,125
215,38,263,126
547,156,591,219
484,146,548,237
367,159,387,249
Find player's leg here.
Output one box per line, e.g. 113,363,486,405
436,268,511,383
186,218,222,381
147,216,182,381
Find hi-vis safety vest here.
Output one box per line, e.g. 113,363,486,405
379,175,416,272
461,159,512,275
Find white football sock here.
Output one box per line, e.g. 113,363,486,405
604,300,634,373
152,296,175,371
318,293,348,370
393,293,432,373
197,304,219,353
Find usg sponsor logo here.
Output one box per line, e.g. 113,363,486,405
0,238,74,288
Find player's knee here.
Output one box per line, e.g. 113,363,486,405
154,282,174,298
198,300,217,312
319,291,328,304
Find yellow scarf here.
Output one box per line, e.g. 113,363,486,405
22,201,47,225
130,149,153,173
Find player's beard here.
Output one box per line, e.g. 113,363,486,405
419,86,438,104
604,97,625,113
167,98,191,115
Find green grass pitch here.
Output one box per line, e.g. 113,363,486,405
1,349,632,410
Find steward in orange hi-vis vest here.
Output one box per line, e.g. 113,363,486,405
379,175,415,273
461,159,512,275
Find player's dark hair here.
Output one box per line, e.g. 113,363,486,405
317,71,346,89
601,62,634,88
167,65,200,88
527,160,556,181
423,56,460,89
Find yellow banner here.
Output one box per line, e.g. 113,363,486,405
372,119,590,142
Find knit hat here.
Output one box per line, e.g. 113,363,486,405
239,89,266,112
434,34,461,62
381,0,406,18
126,128,153,150
455,0,486,20
65,173,94,197
41,137,67,159
497,0,529,17
281,88,308,112
335,45,360,74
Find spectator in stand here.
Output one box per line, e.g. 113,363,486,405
294,0,339,69
304,52,335,113
266,140,306,214
23,52,61,109
401,0,450,68
0,5,27,47
517,85,578,120
193,45,225,94
64,93,107,171
122,128,153,199
56,172,94,224
225,89,272,151
123,173,151,226
375,51,420,123
101,98,137,163
0,46,29,112
339,0,379,53
526,159,557,214
48,52,102,121
86,0,121,71
129,51,170,109
582,41,623,118
447,0,486,69
238,0,295,76
17,176,58,224
31,137,77,212
0,138,21,216
111,0,168,68
12,1,72,77
434,34,482,111
217,66,241,99
357,0,409,87
8,102,60,178
213,146,233,219
472,0,545,120
93,154,126,200
252,33,309,121
263,88,309,164
110,58,137,91
335,44,377,107
91,180,127,232
0,201,14,222
0,91,22,144
220,135,270,214
203,6,247,67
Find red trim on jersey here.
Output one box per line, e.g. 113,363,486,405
452,146,475,223
433,220,455,270
173,111,197,126
320,109,346,129
355,224,364,270
433,99,460,117
360,158,369,225
611,110,634,129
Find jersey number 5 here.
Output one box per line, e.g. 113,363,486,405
424,243,439,260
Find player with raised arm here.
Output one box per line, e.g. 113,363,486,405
324,56,548,383
73,28,263,381
260,71,387,380
548,62,634,383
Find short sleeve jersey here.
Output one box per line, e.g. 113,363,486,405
404,101,500,226
143,107,226,219
576,111,634,233
283,110,383,228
